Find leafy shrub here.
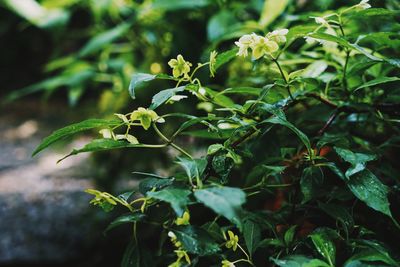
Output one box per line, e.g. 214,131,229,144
34,0,400,266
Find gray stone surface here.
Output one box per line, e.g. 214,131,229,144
0,102,105,264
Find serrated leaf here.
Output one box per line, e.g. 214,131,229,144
149,86,186,110
354,77,400,92
194,187,246,229
105,213,145,233
32,119,120,156
347,169,391,217
79,22,131,57
172,225,220,256
147,187,191,216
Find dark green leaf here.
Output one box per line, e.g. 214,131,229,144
271,255,330,267
347,170,391,217
138,178,174,194
33,119,120,156
310,228,336,266
264,116,312,157
172,225,220,256
301,167,324,203
147,187,191,216
58,139,151,162
243,219,261,255
121,241,153,267
105,213,145,233
176,157,207,182
354,77,400,92
334,147,376,178
194,187,246,228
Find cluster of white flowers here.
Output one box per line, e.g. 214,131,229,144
235,29,288,60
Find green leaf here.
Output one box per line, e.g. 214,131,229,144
172,225,220,256
194,187,246,229
218,87,262,96
121,241,153,267
301,167,324,203
105,213,145,233
128,73,173,99
347,169,391,217
32,119,120,156
318,202,354,234
354,77,400,92
284,225,297,246
271,255,330,267
207,10,238,42
6,70,94,102
243,219,261,255
79,22,132,57
147,187,191,216
264,116,312,157
310,228,336,266
58,138,150,162
302,60,328,78
3,0,69,28
344,249,399,267
151,0,210,10
138,177,174,194
259,0,289,27
176,157,207,183
214,48,238,71
149,86,186,110
334,147,376,178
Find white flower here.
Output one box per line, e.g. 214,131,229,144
314,16,329,26
356,0,371,10
267,29,289,44
168,95,188,102
99,129,113,139
235,33,257,57
250,35,279,60
198,87,206,96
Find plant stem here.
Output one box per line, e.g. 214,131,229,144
272,58,294,101
152,123,193,159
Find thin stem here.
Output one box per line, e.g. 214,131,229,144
232,259,255,266
272,59,294,101
237,243,252,263
318,110,339,136
152,123,193,159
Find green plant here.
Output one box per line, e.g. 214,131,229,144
34,0,400,266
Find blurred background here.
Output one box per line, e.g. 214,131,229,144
0,0,397,266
